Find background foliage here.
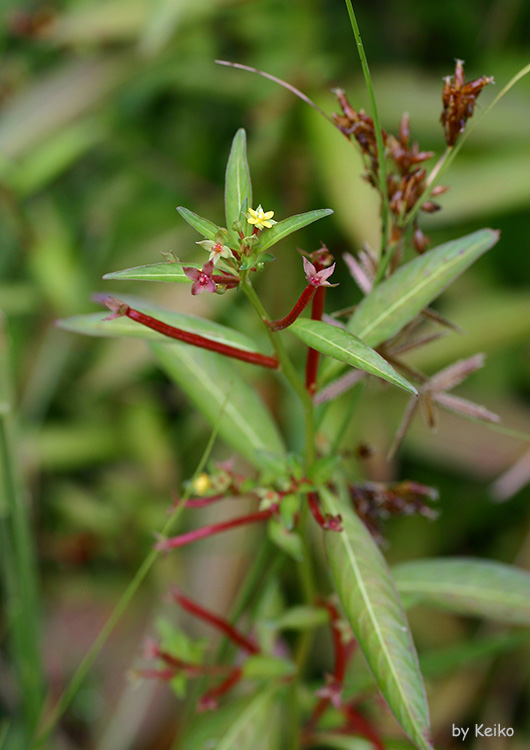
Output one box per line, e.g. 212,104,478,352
1,0,530,747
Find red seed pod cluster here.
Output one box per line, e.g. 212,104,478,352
332,91,449,253
441,60,494,147
350,480,438,541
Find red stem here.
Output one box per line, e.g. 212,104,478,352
199,667,244,711
324,600,348,684
184,493,226,508
212,273,239,287
171,590,260,655
103,300,278,369
341,703,385,750
267,285,316,331
305,286,326,393
155,649,228,676
156,508,275,551
127,307,278,368
307,492,343,532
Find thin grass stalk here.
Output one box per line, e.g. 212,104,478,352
0,313,45,735
343,0,389,257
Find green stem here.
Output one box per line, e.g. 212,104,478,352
241,274,316,467
343,0,389,257
0,314,45,737
330,380,364,454
242,273,318,746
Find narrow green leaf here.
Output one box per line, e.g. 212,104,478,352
225,128,252,238
268,519,304,561
0,315,45,735
418,632,530,679
289,319,417,395
57,295,265,355
324,228,499,381
180,687,277,750
259,209,334,251
177,206,221,241
150,342,285,471
350,229,499,347
269,605,330,631
321,488,432,750
103,262,199,283
393,558,530,626
242,654,296,679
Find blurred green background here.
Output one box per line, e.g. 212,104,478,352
1,0,530,747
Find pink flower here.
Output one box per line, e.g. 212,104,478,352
183,260,217,295
303,257,338,287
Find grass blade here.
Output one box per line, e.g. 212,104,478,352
0,314,45,735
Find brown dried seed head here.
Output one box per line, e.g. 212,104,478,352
441,60,494,146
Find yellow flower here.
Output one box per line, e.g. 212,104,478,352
192,473,211,495
247,205,277,231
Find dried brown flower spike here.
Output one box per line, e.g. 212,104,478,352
441,60,494,146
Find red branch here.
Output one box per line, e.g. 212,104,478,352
199,667,244,712
155,508,275,551
307,492,343,532
98,297,278,369
305,286,326,394
171,590,260,655
267,284,316,331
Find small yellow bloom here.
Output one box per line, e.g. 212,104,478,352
247,205,277,231
192,473,211,495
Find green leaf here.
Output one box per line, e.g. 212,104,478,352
321,488,433,750
268,519,304,561
150,342,285,471
393,558,530,626
177,206,221,241
350,229,499,348
418,632,530,679
323,228,499,381
57,295,265,355
103,262,200,283
225,129,252,240
289,319,417,396
181,687,278,750
242,654,296,679
259,209,334,251
269,605,330,631
308,455,341,486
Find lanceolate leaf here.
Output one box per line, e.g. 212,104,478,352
321,488,433,750
258,209,334,250
150,342,285,471
350,229,499,347
57,296,265,355
177,206,221,241
289,319,417,395
225,128,252,239
324,229,499,381
393,558,530,626
103,262,200,283
181,688,278,750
